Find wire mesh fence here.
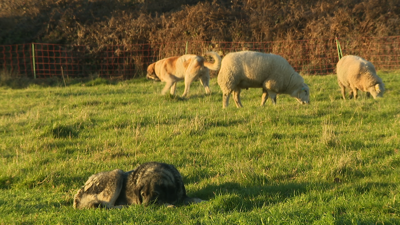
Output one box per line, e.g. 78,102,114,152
1,36,400,79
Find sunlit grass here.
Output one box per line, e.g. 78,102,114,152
0,72,399,224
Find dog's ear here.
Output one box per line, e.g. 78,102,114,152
73,198,80,209
147,63,155,74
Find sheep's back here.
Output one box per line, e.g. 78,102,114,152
337,55,380,89
218,51,296,84
337,55,360,83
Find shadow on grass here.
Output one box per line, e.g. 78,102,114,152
159,88,217,102
194,182,309,209
163,93,187,102
188,179,399,221
186,92,216,99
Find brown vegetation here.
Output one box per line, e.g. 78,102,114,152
1,0,400,46
1,0,400,79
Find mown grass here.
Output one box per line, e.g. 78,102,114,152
0,72,399,224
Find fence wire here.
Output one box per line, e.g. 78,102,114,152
1,37,400,79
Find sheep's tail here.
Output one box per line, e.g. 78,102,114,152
203,51,222,71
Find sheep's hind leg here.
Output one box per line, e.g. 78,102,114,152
222,91,232,108
232,89,243,108
340,86,346,100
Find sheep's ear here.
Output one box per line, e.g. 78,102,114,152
375,84,381,93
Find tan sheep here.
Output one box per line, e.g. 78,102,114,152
336,55,385,100
217,51,310,108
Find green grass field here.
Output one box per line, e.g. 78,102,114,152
1,72,399,224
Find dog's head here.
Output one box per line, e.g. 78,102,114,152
73,189,102,209
146,63,160,81
134,184,161,206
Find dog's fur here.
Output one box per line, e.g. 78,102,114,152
73,162,204,209
146,51,221,97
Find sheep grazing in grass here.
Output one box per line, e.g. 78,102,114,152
336,55,385,100
217,51,310,108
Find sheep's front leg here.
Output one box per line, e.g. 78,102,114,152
348,90,354,99
267,90,277,105
351,88,358,99
263,80,277,105
232,89,243,108
261,90,268,106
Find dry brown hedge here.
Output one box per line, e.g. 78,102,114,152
1,0,400,79
1,0,400,47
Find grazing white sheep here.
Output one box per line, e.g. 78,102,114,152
336,55,385,100
217,51,310,108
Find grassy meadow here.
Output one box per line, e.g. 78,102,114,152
0,71,399,224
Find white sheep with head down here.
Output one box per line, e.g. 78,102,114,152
217,51,310,108
336,55,385,100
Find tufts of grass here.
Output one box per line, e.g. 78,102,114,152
0,72,400,223
321,118,341,148
47,123,79,139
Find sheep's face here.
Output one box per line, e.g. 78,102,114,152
368,83,385,99
295,84,310,104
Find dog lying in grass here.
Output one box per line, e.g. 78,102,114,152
73,162,204,209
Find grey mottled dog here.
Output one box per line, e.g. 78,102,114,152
73,162,204,209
